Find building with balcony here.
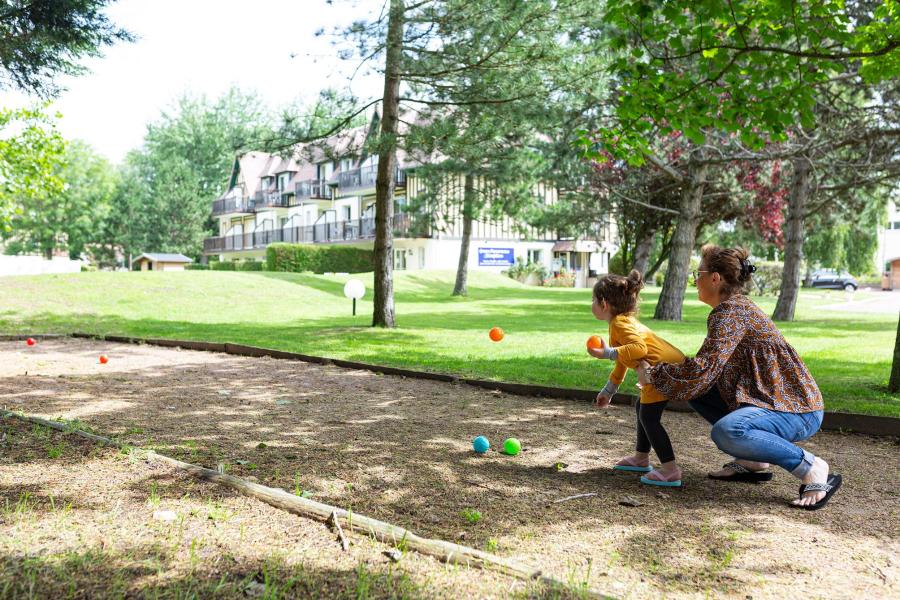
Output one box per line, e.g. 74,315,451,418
203,116,616,285
878,199,900,289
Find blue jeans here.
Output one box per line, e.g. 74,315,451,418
689,388,824,478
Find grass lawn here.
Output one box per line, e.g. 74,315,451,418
0,269,896,417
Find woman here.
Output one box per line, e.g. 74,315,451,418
636,245,841,510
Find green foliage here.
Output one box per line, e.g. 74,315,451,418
6,139,118,259
0,106,66,232
266,243,374,274
210,261,236,271
805,195,886,276
750,261,784,296
184,264,209,271
506,258,547,284
590,0,900,162
107,88,276,259
0,0,133,98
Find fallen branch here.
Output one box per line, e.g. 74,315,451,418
329,510,349,551
551,493,598,504
0,410,613,599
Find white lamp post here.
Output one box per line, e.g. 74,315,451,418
343,279,365,316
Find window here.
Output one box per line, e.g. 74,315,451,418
394,249,407,270
893,221,900,230
343,206,352,221
317,162,333,181
418,247,426,269
341,158,354,172
527,249,543,265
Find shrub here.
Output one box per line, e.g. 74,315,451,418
750,260,784,296
266,243,374,273
185,264,209,270
506,257,547,285
544,271,575,287
236,260,263,271
210,261,236,271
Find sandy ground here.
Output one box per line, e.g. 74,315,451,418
0,338,898,599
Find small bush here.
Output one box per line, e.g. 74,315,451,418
750,260,784,296
544,271,575,287
185,264,209,271
210,261,236,271
236,261,263,271
506,257,547,285
266,243,374,273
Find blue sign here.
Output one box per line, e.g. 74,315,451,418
478,247,515,266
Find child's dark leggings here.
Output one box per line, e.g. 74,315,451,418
635,401,675,463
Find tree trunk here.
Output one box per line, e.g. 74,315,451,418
631,227,655,275
890,313,900,393
644,227,673,281
773,156,811,321
654,161,707,321
452,174,475,296
372,0,404,328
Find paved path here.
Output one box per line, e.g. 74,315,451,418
819,290,900,314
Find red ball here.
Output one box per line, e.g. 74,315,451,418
26,338,36,346
99,355,109,364
488,327,504,342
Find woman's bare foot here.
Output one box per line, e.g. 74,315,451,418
708,459,770,478
792,457,830,507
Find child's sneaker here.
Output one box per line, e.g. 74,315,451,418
640,468,682,487
613,456,653,473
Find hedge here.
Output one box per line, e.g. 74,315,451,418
266,243,374,273
207,260,264,271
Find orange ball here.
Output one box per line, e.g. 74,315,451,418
586,335,604,350
488,327,504,342
99,355,109,364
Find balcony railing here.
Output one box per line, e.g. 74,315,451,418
294,179,330,200
203,213,429,253
252,190,291,210
335,166,406,195
212,197,253,216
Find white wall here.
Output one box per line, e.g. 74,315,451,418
392,239,559,273
0,255,85,277
877,200,900,272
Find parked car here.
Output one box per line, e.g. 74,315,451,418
808,269,858,291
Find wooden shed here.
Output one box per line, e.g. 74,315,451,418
134,253,192,272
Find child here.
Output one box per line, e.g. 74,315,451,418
588,270,686,487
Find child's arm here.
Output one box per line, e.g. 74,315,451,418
612,319,649,364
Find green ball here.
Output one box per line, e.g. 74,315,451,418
503,437,521,456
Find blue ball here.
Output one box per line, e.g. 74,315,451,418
472,436,490,453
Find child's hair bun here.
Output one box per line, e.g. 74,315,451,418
626,269,644,294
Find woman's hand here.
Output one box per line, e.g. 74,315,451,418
595,392,611,408
636,360,651,388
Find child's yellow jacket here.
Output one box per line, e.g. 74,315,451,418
608,314,685,404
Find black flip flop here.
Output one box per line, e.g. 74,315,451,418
708,461,774,483
796,473,842,511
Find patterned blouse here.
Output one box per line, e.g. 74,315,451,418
647,294,823,413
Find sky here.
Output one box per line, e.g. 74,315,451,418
0,0,385,163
